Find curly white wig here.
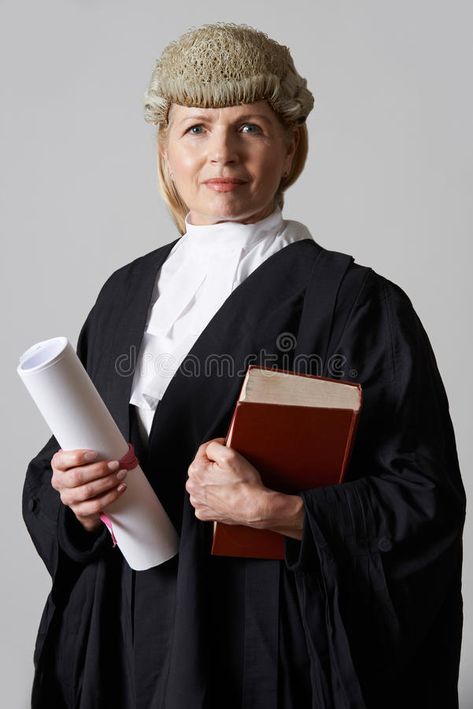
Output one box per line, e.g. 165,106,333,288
144,22,315,127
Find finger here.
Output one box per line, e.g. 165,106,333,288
187,458,210,480
52,449,101,472
189,493,207,508
194,437,226,461
58,459,122,490
205,439,233,465
70,482,127,519
193,442,211,463
61,469,128,506
193,505,214,521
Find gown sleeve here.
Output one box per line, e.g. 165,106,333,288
22,302,112,578
283,269,466,699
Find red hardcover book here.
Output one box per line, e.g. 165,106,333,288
210,365,363,559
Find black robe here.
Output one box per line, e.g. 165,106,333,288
22,236,466,709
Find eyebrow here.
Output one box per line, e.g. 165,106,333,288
178,113,272,125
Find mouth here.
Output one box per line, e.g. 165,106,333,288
204,178,247,193
204,178,247,185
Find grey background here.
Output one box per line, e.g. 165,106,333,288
1,1,471,706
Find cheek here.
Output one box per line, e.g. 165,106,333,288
251,146,285,176
174,159,193,180
168,146,199,179
249,157,284,193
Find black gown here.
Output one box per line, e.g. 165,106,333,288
22,235,466,709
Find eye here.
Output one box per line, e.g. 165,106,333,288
241,123,262,134
186,124,205,135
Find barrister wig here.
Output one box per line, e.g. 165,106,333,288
143,22,315,234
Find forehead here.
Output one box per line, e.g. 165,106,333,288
168,100,276,123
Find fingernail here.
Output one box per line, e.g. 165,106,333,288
108,461,119,471
117,483,127,492
116,469,127,481
84,451,98,462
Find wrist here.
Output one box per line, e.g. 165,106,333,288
249,490,305,541
76,514,102,534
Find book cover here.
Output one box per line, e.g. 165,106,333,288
210,365,362,559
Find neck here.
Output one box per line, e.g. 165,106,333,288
182,205,284,252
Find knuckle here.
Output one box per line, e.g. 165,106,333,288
60,490,70,506
71,468,83,487
89,499,102,514
82,483,94,500
224,448,236,463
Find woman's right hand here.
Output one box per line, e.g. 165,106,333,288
51,449,128,533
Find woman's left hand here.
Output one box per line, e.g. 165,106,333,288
185,437,270,526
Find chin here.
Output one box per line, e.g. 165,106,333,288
189,192,271,223
194,204,249,222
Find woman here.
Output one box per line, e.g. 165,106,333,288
23,22,466,709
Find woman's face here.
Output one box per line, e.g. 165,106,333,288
160,101,298,225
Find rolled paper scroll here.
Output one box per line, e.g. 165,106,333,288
17,336,179,570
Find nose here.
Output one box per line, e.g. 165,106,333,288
208,127,240,166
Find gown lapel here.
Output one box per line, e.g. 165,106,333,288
99,238,180,441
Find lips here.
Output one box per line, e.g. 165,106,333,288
204,178,247,184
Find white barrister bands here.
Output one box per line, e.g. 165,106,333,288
17,336,179,570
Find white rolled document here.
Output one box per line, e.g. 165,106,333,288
18,336,179,570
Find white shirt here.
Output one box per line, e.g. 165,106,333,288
129,205,314,445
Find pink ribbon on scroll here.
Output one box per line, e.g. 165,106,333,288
100,442,138,547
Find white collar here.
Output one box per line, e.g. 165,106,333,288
180,206,285,254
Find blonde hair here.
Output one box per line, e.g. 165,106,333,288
144,22,314,234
